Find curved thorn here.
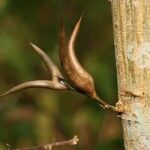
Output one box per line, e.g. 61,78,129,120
68,13,92,76
58,15,118,111
1,80,68,96
59,14,97,98
29,42,63,80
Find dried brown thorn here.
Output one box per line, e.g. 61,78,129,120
59,14,119,112
1,43,72,96
1,15,120,112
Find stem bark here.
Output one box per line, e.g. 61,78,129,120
111,0,150,149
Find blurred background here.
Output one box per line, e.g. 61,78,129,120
0,0,123,149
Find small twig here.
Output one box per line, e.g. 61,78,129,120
15,135,79,150
93,95,122,112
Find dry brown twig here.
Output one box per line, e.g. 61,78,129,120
1,15,122,113
6,135,78,150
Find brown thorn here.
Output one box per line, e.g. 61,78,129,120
1,42,76,96
59,14,114,113
59,14,96,95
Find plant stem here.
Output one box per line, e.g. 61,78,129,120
111,0,150,149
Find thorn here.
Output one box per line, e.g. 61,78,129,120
59,14,96,98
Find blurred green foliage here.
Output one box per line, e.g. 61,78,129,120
0,0,123,149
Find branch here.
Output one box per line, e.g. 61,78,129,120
6,135,79,150
1,15,122,113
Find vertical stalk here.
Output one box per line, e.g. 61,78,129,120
111,0,150,149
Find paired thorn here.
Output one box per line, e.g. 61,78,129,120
1,14,120,112
1,43,71,97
